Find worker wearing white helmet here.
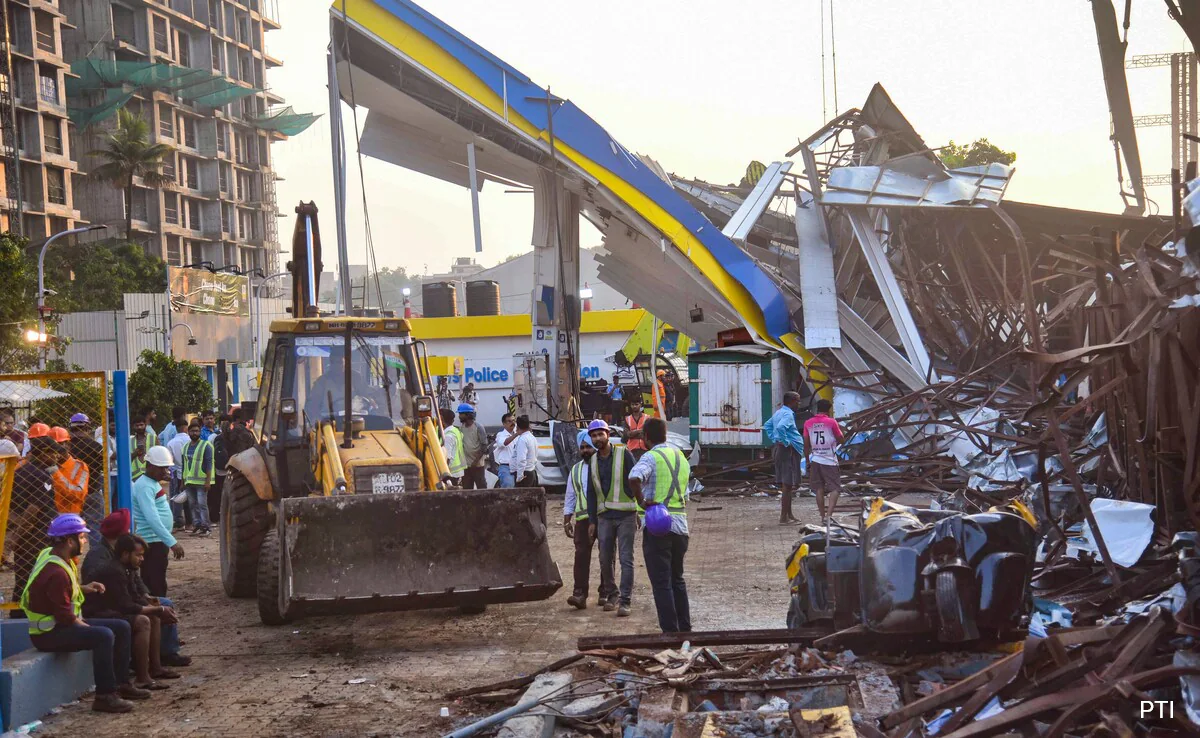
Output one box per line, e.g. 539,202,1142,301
130,446,185,598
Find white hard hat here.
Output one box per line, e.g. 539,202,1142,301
145,445,174,468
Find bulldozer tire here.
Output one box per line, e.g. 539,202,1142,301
257,527,290,625
935,569,970,643
220,469,271,598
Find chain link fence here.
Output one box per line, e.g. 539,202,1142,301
0,372,110,610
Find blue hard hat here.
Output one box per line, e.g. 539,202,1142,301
48,513,88,538
587,419,610,434
576,430,595,449
645,504,671,536
456,403,475,414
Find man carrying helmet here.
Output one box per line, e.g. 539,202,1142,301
22,513,151,712
456,403,489,490
130,446,185,597
630,417,693,634
587,419,639,617
562,430,599,609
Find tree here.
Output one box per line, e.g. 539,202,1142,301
127,350,213,424
939,138,1016,169
88,108,174,239
43,240,167,312
0,231,38,372
31,359,106,429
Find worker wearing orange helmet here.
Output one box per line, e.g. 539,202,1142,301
49,427,89,515
652,369,668,421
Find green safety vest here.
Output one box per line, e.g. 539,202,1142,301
445,426,465,476
182,438,214,486
571,461,591,521
130,429,156,480
648,445,689,514
590,443,635,512
21,548,84,635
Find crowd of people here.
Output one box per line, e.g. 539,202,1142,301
2,402,258,713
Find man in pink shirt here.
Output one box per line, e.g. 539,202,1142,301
803,399,844,522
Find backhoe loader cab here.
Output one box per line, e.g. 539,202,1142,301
219,203,561,624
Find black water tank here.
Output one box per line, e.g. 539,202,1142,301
465,280,501,316
422,281,458,318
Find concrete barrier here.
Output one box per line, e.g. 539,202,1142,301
1,621,94,730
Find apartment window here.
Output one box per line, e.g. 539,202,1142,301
184,157,198,189
221,203,232,234
153,16,169,54
161,152,176,182
38,67,58,105
182,117,197,148
236,171,252,201
43,116,62,155
164,193,179,225
46,168,65,205
175,31,190,66
186,198,200,230
216,123,227,154
158,103,173,138
126,187,148,222
50,217,68,237
210,38,223,72
208,0,223,32
239,210,257,240
35,13,55,54
166,235,183,266
112,5,136,43
218,163,229,193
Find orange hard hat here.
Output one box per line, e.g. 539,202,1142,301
656,369,666,377
50,426,70,443
27,423,51,439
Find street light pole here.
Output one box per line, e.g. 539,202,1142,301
36,224,108,368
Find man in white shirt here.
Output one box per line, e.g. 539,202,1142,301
509,416,539,487
166,420,190,530
492,413,517,488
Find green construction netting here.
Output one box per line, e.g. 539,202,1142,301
67,59,268,127
247,106,321,136
68,88,135,129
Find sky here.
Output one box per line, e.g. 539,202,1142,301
263,0,1189,277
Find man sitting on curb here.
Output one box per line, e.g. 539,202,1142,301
22,513,151,713
84,510,190,667
83,535,181,691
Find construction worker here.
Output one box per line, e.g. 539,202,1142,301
456,403,489,490
21,513,148,713
563,430,599,609
653,369,668,420
180,420,214,536
630,417,692,633
50,427,89,515
440,408,465,484
130,410,156,481
587,419,638,617
623,397,649,460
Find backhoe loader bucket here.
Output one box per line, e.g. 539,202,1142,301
275,488,561,619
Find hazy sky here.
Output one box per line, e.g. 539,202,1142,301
265,0,1188,276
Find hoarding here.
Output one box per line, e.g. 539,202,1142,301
169,267,249,317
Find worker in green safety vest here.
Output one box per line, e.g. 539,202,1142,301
586,419,638,618
180,420,214,536
440,408,465,484
21,513,151,713
630,417,692,633
130,409,157,481
563,430,598,610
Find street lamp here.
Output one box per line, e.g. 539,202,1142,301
579,283,594,312
37,224,108,368
401,287,412,318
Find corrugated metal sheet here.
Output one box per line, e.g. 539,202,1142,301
696,362,763,447
58,311,129,372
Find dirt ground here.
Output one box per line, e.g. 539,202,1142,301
37,493,834,738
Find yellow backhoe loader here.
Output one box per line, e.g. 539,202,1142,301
220,203,561,624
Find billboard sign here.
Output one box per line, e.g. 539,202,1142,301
169,267,249,317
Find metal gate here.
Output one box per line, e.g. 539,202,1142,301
695,363,763,446
0,372,110,610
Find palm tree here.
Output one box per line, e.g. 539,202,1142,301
89,108,174,240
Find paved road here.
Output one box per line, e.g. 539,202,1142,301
38,493,812,737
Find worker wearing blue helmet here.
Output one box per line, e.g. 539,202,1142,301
563,430,599,609
455,403,489,489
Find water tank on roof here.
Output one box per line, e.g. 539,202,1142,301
465,280,501,316
422,281,458,318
